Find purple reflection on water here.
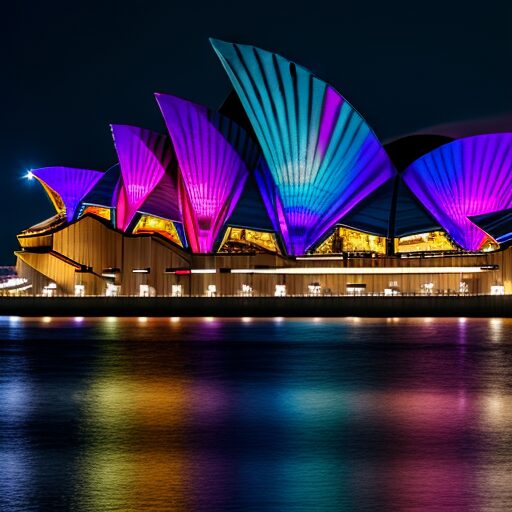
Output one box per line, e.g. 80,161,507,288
0,318,512,510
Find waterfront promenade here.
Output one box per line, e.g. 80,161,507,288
0,295,510,317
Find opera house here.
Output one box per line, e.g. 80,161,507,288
14,39,512,298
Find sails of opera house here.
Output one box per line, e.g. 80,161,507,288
14,39,512,297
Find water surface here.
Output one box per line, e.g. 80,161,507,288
1,317,512,511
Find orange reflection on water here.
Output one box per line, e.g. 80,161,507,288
77,450,191,511
79,370,231,510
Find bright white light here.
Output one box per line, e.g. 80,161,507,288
204,317,215,322
26,170,34,180
459,317,467,324
0,278,28,289
74,284,85,297
274,317,284,323
230,266,490,275
170,317,180,323
42,317,52,323
9,316,21,323
106,317,117,323
491,285,505,295
275,284,286,297
490,318,502,329
171,285,182,297
105,283,120,297
74,316,84,323
241,284,253,296
138,317,148,323
242,317,252,323
296,256,344,261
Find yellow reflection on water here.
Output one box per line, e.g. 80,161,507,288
77,450,191,511
79,368,193,510
84,376,191,427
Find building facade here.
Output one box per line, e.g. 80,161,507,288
15,40,512,297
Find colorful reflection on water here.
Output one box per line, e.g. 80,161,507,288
1,317,512,511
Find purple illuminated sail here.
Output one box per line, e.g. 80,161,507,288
211,39,396,255
111,125,175,231
156,93,258,253
403,133,512,250
31,167,103,222
139,171,182,222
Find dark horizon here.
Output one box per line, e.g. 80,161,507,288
2,0,512,263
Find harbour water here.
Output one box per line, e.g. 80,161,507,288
1,317,512,511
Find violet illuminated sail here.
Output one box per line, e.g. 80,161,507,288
155,93,259,253
31,167,103,222
111,124,177,231
403,133,512,250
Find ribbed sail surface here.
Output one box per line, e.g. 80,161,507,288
32,167,103,222
82,164,121,208
111,125,174,231
139,171,182,223
403,134,512,250
211,39,396,255
156,93,258,253
225,173,275,232
470,208,512,245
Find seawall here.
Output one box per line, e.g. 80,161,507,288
0,295,510,317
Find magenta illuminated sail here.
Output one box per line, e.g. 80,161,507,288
155,93,258,253
111,125,176,231
403,133,512,250
210,39,396,255
31,167,103,222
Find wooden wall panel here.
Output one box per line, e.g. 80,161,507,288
53,217,123,275
15,214,512,297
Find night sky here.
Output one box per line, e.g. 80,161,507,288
2,0,511,263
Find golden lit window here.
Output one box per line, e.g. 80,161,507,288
132,215,182,246
314,227,386,254
218,227,279,253
80,205,111,221
395,231,457,253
